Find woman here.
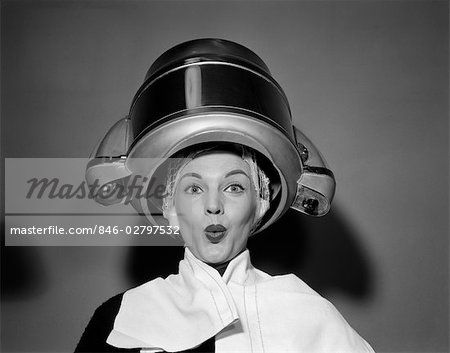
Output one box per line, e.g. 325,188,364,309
78,39,374,352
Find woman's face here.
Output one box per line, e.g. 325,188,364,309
165,151,258,264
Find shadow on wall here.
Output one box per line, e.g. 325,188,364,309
126,207,375,300
1,221,49,301
249,208,374,299
0,207,374,301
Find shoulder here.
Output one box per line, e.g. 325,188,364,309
253,267,321,296
257,272,346,318
254,271,347,328
75,292,139,353
256,272,375,352
94,293,125,317
87,293,126,332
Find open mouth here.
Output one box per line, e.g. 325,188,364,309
204,224,227,243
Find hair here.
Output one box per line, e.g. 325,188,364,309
162,143,271,233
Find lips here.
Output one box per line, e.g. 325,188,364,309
204,224,227,243
205,224,226,232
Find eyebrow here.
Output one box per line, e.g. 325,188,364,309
179,172,202,181
179,169,250,181
224,169,250,179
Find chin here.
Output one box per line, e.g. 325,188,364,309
200,245,233,264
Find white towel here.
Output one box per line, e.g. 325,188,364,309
107,247,374,353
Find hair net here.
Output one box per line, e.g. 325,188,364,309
161,144,270,233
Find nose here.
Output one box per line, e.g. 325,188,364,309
205,190,224,215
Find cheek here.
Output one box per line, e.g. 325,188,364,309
227,196,257,228
174,196,203,235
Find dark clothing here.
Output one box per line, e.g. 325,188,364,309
75,293,215,353
75,257,235,353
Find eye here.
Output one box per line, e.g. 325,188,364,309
224,183,245,194
184,184,203,194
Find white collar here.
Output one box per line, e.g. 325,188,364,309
107,247,254,351
185,247,255,285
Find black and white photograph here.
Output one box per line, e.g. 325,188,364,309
1,1,448,352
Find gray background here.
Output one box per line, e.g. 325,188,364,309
1,1,448,352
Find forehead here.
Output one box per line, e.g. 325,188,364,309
180,151,251,177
